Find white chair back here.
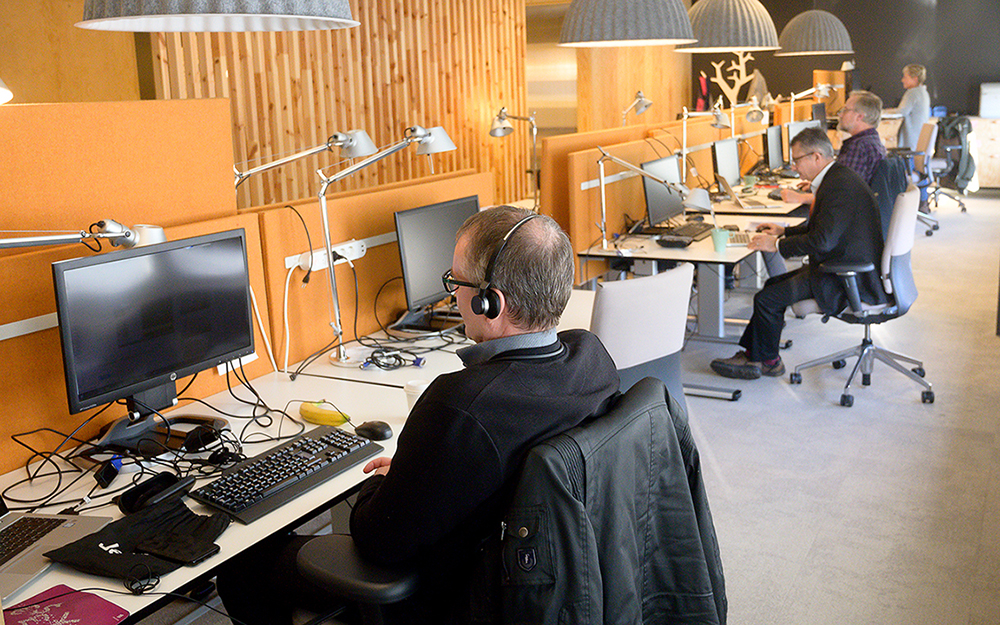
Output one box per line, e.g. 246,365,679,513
590,264,694,370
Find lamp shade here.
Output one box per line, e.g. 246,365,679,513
678,0,779,53
339,129,377,159
0,77,12,105
775,10,853,56
634,92,653,115
559,0,696,47
490,109,515,137
415,127,457,155
77,0,358,31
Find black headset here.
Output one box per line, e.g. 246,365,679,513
470,214,539,319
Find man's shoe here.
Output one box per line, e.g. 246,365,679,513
759,358,785,377
711,351,762,379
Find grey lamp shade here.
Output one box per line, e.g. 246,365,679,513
559,0,696,47
0,77,12,105
775,10,853,56
678,0,779,53
415,127,457,155
340,130,378,159
77,0,358,31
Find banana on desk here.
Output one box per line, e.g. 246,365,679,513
299,401,350,426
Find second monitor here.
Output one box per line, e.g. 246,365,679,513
640,153,683,229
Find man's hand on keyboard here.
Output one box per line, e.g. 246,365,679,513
755,222,785,236
364,457,392,476
748,233,778,252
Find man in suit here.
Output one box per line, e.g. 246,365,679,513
711,127,887,380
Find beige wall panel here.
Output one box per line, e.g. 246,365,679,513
0,1,139,104
576,46,691,133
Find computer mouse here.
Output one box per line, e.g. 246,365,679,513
355,420,393,441
686,215,704,222
768,189,784,201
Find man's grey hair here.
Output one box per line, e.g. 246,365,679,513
456,205,574,331
849,90,883,127
790,126,835,159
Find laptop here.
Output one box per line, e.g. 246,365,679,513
0,497,111,600
715,174,783,210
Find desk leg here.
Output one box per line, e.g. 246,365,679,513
696,261,726,338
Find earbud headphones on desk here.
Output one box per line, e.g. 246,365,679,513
470,214,540,319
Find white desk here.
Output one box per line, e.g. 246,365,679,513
1,372,408,621
709,183,808,217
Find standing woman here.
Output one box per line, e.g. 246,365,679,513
886,64,930,150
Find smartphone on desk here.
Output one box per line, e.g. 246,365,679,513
137,532,220,565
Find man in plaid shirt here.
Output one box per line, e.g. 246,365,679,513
780,91,887,205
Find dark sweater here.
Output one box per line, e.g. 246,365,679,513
350,329,620,622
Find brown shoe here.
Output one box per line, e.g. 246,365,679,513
711,351,762,379
758,357,786,377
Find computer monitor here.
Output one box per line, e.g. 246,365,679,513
394,195,480,331
812,102,828,130
785,119,824,158
712,137,742,188
765,124,785,171
52,229,254,453
640,154,683,227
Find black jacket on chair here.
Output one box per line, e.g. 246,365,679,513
780,162,888,314
494,378,726,625
869,156,909,242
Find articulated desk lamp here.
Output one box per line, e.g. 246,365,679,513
621,91,653,126
789,84,831,123
234,125,457,362
681,97,730,184
594,146,711,250
0,219,162,250
730,96,766,133
490,107,539,211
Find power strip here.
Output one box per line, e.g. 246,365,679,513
284,239,367,271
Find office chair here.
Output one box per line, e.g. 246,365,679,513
588,263,695,408
868,155,909,241
889,120,940,235
789,186,934,407
294,377,727,625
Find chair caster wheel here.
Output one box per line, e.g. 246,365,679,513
921,390,935,403
832,359,846,369
840,394,854,407
779,339,793,349
931,224,940,230
912,367,925,378
925,230,933,237
862,373,871,386
790,372,802,384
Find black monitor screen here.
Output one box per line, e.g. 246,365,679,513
52,230,254,414
766,125,784,171
712,137,742,187
812,102,828,130
395,195,480,311
640,154,683,227
785,119,824,157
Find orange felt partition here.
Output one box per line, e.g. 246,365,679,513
0,99,236,241
0,99,252,474
248,170,495,367
0,214,273,475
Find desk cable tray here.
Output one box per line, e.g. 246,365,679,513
189,426,383,524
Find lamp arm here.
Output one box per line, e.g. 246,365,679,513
235,141,335,188
597,148,688,195
321,137,412,184
0,222,137,250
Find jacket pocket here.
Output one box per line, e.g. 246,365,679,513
501,506,555,586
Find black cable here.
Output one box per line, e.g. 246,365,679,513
285,204,314,285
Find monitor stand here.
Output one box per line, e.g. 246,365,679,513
95,413,231,457
390,308,465,334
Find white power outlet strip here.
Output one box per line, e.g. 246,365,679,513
284,239,367,271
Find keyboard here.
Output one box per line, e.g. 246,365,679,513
640,220,713,240
190,426,383,524
0,517,63,566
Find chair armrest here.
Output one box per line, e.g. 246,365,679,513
887,148,918,158
296,534,419,605
819,262,876,313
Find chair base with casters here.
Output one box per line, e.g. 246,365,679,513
295,533,419,625
789,185,934,407
788,312,934,407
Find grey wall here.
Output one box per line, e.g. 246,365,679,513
690,0,1000,116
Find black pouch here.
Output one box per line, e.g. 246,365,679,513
44,498,230,579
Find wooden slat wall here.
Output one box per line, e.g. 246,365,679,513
148,0,529,210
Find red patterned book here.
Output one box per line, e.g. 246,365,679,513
5,584,129,625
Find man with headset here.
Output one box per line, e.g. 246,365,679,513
216,205,620,625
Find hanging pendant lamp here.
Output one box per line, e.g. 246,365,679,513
775,10,853,56
77,0,359,32
559,0,696,47
677,0,779,53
